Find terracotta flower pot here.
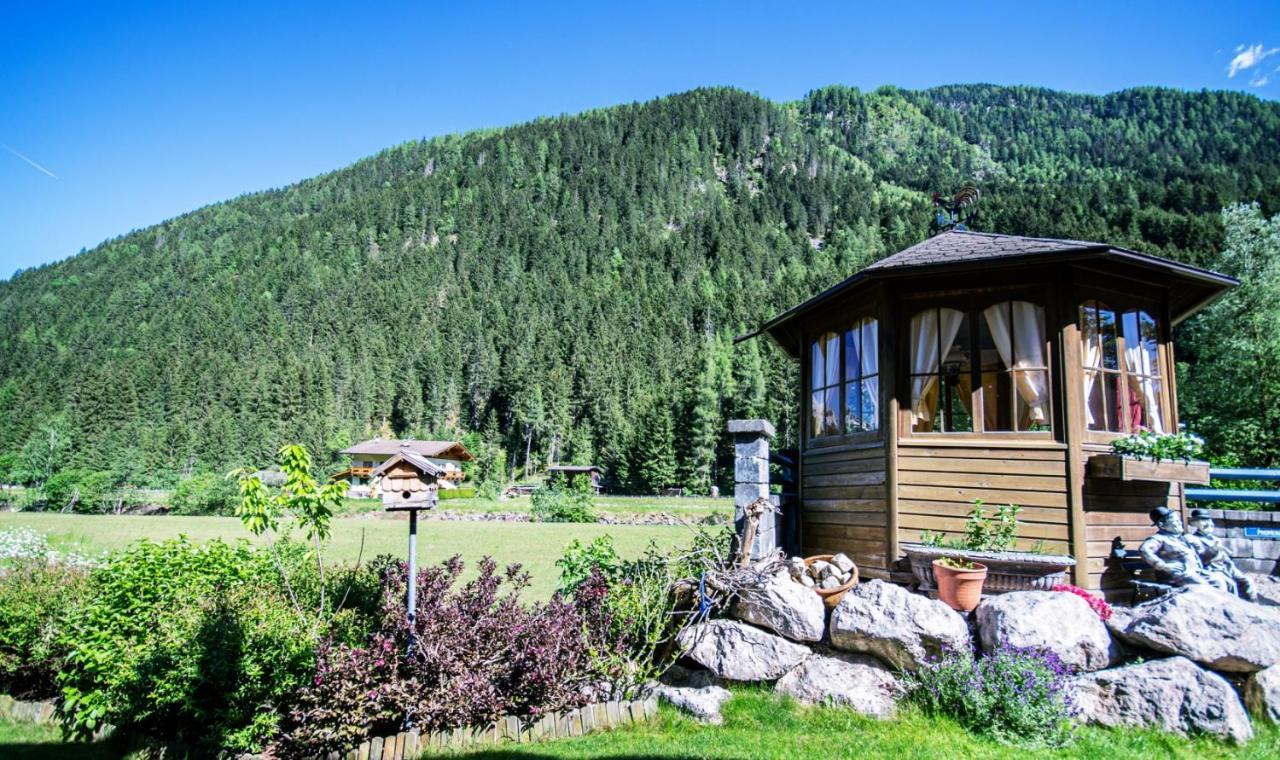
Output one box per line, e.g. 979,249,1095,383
932,559,988,612
803,554,860,609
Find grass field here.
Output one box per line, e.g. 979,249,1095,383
0,511,711,600
340,494,733,521
5,690,1277,759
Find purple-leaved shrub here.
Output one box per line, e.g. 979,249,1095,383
272,555,594,758
905,642,1077,747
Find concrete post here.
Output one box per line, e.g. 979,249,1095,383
728,419,777,561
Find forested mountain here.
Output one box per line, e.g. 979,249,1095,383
3,84,1279,491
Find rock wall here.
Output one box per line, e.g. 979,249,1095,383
1197,508,1280,575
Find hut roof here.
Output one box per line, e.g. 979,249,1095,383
745,230,1237,357
341,438,474,461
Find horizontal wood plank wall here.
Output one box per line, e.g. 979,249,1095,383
896,443,1071,555
801,444,890,579
1080,444,1178,601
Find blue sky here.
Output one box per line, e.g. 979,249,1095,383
2,1,1278,276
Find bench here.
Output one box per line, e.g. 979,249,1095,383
1109,537,1175,603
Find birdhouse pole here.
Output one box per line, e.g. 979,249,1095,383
406,506,419,654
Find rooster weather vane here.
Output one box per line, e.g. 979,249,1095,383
930,186,980,236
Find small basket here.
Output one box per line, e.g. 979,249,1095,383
803,554,860,608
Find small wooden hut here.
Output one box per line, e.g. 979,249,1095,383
747,231,1236,599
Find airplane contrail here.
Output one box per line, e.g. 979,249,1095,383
2,143,58,179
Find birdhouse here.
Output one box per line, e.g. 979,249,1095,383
372,448,447,510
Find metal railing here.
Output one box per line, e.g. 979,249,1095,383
1185,468,1280,506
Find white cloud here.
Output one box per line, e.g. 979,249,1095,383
1228,43,1279,78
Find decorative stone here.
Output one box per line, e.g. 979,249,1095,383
819,575,842,590
1072,657,1253,744
774,653,901,718
828,580,971,672
800,575,816,588
734,574,826,642
727,419,775,438
677,619,811,681
1114,585,1280,672
810,560,833,578
976,591,1118,672
652,683,733,724
831,553,855,573
734,456,769,484
1246,663,1280,724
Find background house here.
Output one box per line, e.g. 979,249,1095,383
335,438,473,493
751,230,1236,599
547,464,605,493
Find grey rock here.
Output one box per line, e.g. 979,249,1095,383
1115,585,1280,672
677,619,811,681
976,591,1118,672
1245,663,1280,724
800,575,816,588
810,560,833,578
819,575,843,590
727,419,775,438
831,553,856,573
829,580,971,672
652,683,733,724
1073,657,1254,743
1250,574,1280,607
733,574,826,642
659,664,720,689
774,653,901,718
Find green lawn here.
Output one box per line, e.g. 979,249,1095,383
339,494,733,521
0,512,705,599
6,691,1276,759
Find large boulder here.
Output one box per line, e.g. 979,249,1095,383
733,573,826,642
1113,585,1280,673
1250,574,1280,607
1072,656,1253,743
828,580,971,672
651,683,733,724
976,591,1117,672
677,619,811,681
1245,663,1280,724
774,652,901,718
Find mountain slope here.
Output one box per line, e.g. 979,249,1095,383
2,85,1278,489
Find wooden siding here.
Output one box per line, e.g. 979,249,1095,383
801,444,890,579
1081,454,1182,601
896,443,1072,555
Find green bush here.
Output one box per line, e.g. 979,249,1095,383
0,556,90,698
530,475,597,523
169,472,239,515
54,537,373,754
42,469,120,513
438,486,476,500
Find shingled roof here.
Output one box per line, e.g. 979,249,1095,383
744,230,1237,357
864,230,1107,270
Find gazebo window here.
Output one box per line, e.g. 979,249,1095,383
843,317,880,433
1080,301,1165,433
910,301,1050,433
809,317,880,441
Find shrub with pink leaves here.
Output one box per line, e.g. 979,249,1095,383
1050,583,1113,621
271,556,595,758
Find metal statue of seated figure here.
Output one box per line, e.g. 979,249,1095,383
1138,507,1232,592
1189,508,1257,601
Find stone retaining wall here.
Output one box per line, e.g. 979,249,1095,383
1195,508,1280,575
0,694,658,759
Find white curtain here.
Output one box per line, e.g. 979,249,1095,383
861,319,879,421
823,332,840,387
983,302,1049,424
1124,343,1165,432
910,308,964,424
1082,339,1101,426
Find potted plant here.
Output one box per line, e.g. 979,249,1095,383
1087,429,1210,484
902,501,1076,595
932,556,987,611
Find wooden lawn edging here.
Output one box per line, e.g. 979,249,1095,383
0,694,660,759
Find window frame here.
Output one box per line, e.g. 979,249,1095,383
804,313,883,447
900,289,1054,440
1077,294,1172,443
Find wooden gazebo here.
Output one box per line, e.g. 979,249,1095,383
748,231,1236,599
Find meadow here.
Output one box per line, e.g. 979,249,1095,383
0,504,721,600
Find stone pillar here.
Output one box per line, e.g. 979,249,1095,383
728,419,777,561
